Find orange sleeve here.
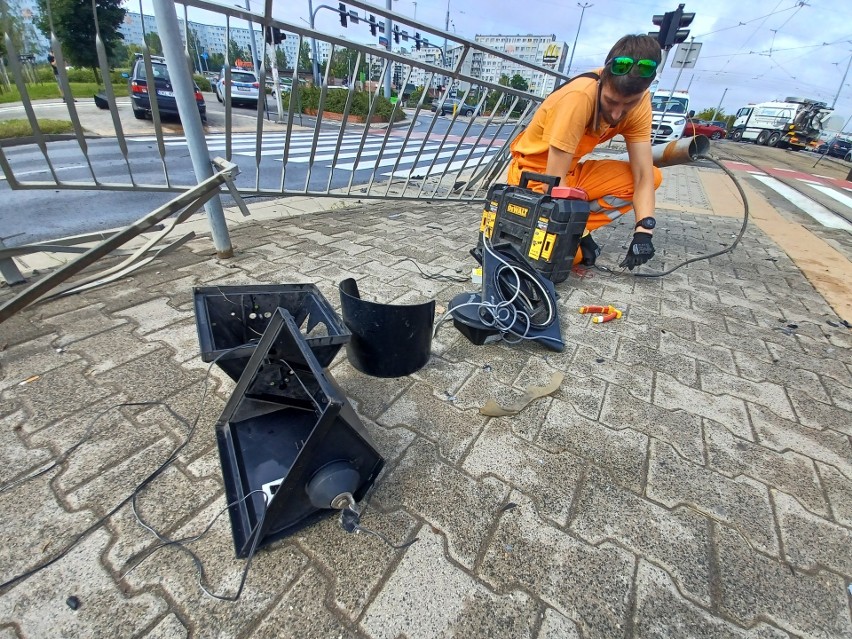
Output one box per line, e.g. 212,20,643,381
620,92,653,143
541,90,595,154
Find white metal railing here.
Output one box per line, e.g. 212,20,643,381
0,0,571,202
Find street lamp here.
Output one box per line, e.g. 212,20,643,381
566,2,592,77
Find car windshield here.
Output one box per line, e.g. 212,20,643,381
651,96,688,114
136,63,170,82
230,72,256,84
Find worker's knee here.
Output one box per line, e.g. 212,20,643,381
653,166,663,190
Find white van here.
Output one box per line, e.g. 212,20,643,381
650,90,691,145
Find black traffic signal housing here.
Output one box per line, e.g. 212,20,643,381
650,4,695,50
415,32,422,50
339,3,347,27
393,25,400,44
265,27,285,45
369,14,377,36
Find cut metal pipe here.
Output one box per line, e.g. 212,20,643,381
612,135,711,168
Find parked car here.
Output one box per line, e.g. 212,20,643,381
129,55,207,122
708,120,729,130
815,136,852,158
431,98,478,116
215,67,260,107
684,118,727,140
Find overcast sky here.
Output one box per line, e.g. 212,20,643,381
156,0,852,124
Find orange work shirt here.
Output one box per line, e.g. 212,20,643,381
509,70,653,178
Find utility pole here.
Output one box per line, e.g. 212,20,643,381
710,87,727,122
243,0,260,73
443,0,450,63
566,2,592,77
832,53,851,109
384,0,392,98
308,0,320,85
151,0,232,257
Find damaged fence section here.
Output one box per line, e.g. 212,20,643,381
0,0,570,201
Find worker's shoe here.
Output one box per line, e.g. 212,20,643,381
579,234,601,266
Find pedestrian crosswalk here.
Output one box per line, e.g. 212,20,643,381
724,161,852,232
126,131,502,179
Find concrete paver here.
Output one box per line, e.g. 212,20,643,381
1,161,851,638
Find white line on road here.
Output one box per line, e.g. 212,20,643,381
334,147,488,171
386,154,498,178
287,143,446,164
803,182,852,214
751,174,852,231
0,164,88,180
236,140,440,158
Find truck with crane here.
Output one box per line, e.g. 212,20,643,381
729,97,838,151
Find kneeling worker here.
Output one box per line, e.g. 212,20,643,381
507,34,662,270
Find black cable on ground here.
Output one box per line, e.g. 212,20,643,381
0,348,230,595
633,155,750,278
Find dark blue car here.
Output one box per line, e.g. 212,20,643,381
129,55,206,122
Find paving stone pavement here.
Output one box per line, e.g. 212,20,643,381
1,182,851,638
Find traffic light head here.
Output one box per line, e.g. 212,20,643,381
369,15,377,36
265,27,285,45
415,32,421,50
651,4,694,50
393,25,400,44
339,3,347,27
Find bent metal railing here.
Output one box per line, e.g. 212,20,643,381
0,0,570,203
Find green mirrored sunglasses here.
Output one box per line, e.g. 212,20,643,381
607,56,658,78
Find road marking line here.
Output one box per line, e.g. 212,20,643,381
804,182,852,214
386,154,498,178
334,147,488,171
235,140,423,157
751,174,852,231
287,143,446,164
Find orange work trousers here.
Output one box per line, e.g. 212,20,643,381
507,158,663,264
507,158,663,232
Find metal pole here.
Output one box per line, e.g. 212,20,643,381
566,2,592,76
243,0,260,73
831,53,851,109
710,87,727,122
151,0,232,258
384,0,393,99
308,0,320,85
267,39,284,121
443,0,449,64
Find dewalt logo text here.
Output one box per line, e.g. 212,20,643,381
506,203,529,217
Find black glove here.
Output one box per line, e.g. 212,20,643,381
578,234,601,266
619,232,655,270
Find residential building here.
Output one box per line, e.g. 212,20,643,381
4,0,51,58
455,34,568,95
121,12,330,71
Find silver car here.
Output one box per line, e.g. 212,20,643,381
215,68,260,107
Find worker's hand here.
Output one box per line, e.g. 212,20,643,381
619,232,655,270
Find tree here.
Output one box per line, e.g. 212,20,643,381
696,107,725,121
36,0,126,80
227,38,246,65
208,52,225,72
274,48,287,71
143,32,162,55
298,41,313,73
125,43,144,67
509,73,529,92
326,48,359,81
187,29,204,73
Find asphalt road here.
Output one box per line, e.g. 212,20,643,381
0,102,510,246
